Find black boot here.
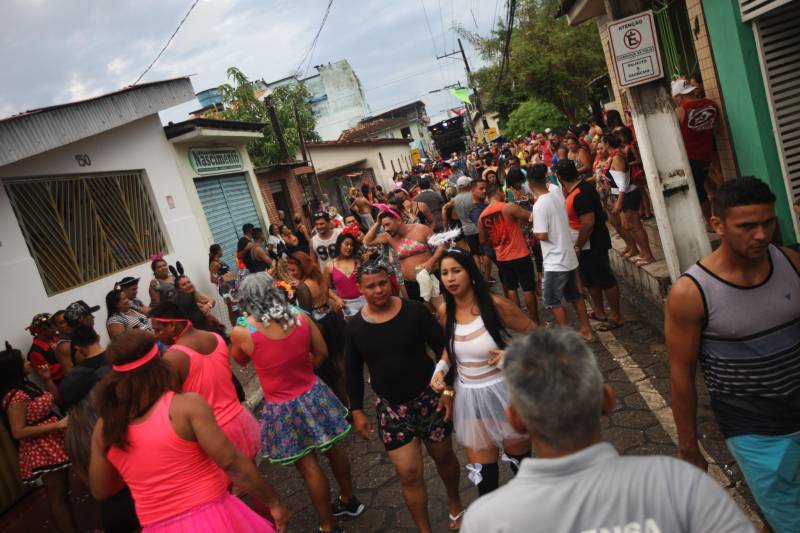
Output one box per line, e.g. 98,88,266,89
503,451,532,475
467,463,500,496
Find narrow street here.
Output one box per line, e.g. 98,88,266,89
0,280,762,533
256,281,763,532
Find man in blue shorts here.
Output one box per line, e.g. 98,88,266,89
667,177,800,532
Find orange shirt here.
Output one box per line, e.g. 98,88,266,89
479,203,529,261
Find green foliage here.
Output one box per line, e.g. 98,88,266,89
504,98,568,137
460,0,606,123
215,67,321,167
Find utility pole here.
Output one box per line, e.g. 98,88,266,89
437,39,483,142
601,0,710,280
292,101,324,201
264,95,290,162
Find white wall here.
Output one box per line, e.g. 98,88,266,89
308,142,412,191
0,115,216,349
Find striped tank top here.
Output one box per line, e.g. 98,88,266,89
683,245,800,438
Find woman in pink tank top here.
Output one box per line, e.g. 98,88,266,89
150,299,260,460
231,273,362,533
89,330,289,532
324,233,366,318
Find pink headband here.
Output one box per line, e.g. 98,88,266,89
373,203,401,220
113,344,159,372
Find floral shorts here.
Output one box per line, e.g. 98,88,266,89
375,387,453,451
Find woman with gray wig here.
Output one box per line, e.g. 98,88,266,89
230,273,363,532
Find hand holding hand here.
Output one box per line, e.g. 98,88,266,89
430,370,446,392
352,410,374,441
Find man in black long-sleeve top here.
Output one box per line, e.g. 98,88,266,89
346,261,464,532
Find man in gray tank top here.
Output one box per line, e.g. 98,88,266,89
666,176,800,533
462,329,753,533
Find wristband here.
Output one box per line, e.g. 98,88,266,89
433,359,450,378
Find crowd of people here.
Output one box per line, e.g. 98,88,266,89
0,94,797,533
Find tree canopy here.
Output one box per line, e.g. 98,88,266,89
503,97,568,137
213,67,321,168
461,0,606,124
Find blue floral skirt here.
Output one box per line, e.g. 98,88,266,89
259,378,350,465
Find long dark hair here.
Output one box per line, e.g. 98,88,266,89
106,288,124,317
0,342,43,402
96,330,179,450
334,232,361,259
440,249,508,365
151,293,228,340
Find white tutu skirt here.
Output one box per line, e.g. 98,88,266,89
453,376,528,450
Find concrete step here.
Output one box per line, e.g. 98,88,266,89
607,222,670,307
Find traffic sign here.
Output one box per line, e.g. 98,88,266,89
607,10,664,88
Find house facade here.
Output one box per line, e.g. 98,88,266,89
0,79,268,353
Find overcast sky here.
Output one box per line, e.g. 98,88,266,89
3,0,502,127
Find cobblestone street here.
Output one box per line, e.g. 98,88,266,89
0,282,762,533
257,281,763,532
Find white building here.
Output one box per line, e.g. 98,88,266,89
339,101,434,158
305,138,412,212
266,60,370,141
0,78,269,350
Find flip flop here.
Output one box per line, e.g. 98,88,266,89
597,319,623,331
634,258,654,267
449,510,465,530
588,312,608,322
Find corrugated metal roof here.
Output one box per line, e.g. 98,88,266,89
0,77,195,167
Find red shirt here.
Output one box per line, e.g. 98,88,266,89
28,338,64,383
679,98,717,162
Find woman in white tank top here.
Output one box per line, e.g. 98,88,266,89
431,249,535,498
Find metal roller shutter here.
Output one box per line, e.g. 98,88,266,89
753,2,800,206
739,0,794,22
195,174,260,267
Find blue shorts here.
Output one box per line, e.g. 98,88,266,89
727,432,800,532
542,269,581,309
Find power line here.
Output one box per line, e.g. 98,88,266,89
420,0,448,89
292,0,335,79
132,0,200,85
493,0,516,97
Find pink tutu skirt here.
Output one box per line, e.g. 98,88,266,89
221,408,262,460
142,493,275,532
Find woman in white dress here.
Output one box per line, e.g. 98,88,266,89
431,248,534,497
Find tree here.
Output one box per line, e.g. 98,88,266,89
504,97,568,137
460,0,606,124
213,67,321,168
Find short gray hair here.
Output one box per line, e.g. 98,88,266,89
502,328,603,449
238,272,299,331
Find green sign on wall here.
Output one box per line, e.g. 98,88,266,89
189,147,243,175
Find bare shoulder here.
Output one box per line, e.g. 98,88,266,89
666,276,704,320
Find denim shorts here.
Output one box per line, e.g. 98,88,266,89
542,269,581,308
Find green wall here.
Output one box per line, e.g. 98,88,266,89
702,0,797,244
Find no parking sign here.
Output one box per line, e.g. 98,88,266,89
608,10,664,88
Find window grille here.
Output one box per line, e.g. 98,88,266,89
4,171,166,295
740,0,794,22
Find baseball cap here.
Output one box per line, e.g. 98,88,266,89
26,313,52,332
671,78,695,97
554,158,579,181
64,300,100,327
456,176,472,188
117,276,140,288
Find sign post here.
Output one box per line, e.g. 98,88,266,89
607,10,664,88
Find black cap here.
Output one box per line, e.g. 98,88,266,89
554,158,579,181
117,276,140,288
64,300,100,327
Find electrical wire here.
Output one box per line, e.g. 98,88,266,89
292,0,335,79
132,0,200,85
